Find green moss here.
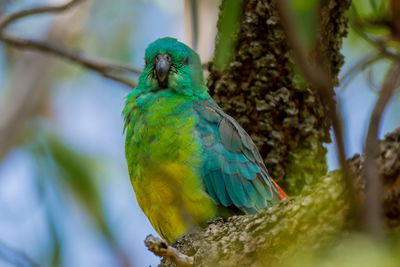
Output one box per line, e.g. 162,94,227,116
285,140,328,195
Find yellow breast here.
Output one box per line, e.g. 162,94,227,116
132,162,216,243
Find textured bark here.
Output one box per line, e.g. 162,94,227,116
207,0,351,195
348,128,400,231
159,128,400,267
315,0,351,86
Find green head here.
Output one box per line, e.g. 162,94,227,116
137,37,208,97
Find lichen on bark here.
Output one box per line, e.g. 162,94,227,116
207,0,351,195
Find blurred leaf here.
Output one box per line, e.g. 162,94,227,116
213,0,243,71
45,136,103,220
292,0,318,12
347,0,390,48
47,216,61,267
31,174,62,267
364,26,391,36
291,0,318,50
377,0,387,16
351,0,375,16
28,128,104,233
283,234,400,267
27,124,131,266
369,0,378,13
351,0,388,22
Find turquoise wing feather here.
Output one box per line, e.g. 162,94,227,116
194,98,285,214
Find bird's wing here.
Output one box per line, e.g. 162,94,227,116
193,98,288,213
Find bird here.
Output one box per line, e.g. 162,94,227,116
123,37,288,243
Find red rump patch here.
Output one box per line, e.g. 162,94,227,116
271,179,289,200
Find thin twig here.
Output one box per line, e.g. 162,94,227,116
365,65,380,93
350,9,400,62
349,1,400,234
0,0,137,164
362,63,400,235
0,34,139,87
144,235,193,267
276,0,357,215
0,0,140,88
0,0,85,32
340,53,384,91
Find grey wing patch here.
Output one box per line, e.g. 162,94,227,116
219,118,242,152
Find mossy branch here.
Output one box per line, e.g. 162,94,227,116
159,128,400,267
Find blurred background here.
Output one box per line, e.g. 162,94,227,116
0,0,399,266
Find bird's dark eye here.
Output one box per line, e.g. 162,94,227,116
183,56,190,66
165,54,172,63
145,59,149,67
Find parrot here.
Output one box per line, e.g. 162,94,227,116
123,37,288,243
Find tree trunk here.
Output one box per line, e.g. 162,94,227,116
207,0,351,195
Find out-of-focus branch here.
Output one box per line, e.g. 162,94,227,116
362,63,400,234
340,53,384,91
276,0,357,216
0,0,141,162
346,0,400,235
350,2,400,63
350,21,400,62
0,239,38,267
0,0,85,32
145,235,193,267
0,34,139,88
0,0,140,88
390,0,400,37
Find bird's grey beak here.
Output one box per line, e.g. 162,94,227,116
155,53,171,86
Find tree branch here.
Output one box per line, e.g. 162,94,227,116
0,0,140,88
350,8,400,63
362,63,400,234
158,127,400,267
0,33,139,88
0,0,85,32
145,235,193,267
339,53,385,92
